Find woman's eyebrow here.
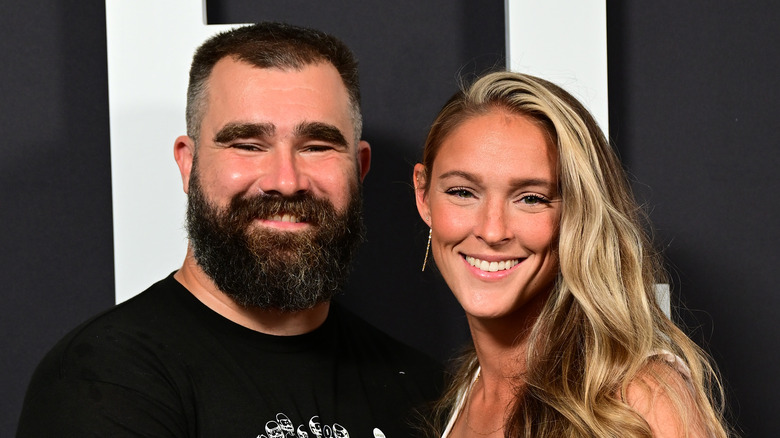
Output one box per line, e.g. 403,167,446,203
438,170,480,183
438,170,555,190
507,178,557,191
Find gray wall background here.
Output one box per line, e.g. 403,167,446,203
1,1,777,436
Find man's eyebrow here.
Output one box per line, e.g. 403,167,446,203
294,122,348,147
213,122,275,144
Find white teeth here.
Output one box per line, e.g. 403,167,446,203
466,256,519,272
270,214,300,223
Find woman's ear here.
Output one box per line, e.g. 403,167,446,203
413,163,431,227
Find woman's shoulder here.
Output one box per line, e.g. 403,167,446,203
625,351,709,438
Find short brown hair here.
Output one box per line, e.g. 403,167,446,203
186,22,361,144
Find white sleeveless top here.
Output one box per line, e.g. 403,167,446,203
440,351,696,437
440,367,479,438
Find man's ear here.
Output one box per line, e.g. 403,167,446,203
357,140,371,182
413,163,431,227
173,135,195,194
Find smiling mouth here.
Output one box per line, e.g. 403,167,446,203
465,255,520,272
268,213,306,223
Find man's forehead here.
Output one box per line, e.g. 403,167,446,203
203,58,356,140
209,57,348,95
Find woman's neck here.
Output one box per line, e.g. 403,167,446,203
469,319,529,403
453,289,550,436
467,287,549,385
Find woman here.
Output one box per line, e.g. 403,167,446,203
413,71,731,437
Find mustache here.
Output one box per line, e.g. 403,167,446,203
224,192,337,227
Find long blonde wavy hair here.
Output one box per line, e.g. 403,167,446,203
419,71,732,437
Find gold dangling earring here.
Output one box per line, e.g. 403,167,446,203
421,228,432,272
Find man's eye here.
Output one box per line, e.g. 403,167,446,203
303,145,334,152
232,143,260,151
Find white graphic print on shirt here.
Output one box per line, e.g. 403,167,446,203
256,413,386,438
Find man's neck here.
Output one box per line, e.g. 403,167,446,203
174,250,330,336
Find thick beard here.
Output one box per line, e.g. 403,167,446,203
185,166,365,312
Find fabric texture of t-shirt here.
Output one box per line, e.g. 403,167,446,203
17,274,443,437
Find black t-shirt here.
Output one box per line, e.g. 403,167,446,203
17,274,443,437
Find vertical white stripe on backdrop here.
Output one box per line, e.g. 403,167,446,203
505,1,671,316
505,0,609,135
106,0,241,303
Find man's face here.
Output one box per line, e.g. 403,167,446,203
187,57,368,219
176,58,370,310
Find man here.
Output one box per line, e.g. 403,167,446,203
17,22,442,437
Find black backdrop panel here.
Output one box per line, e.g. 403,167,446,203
0,1,114,435
608,3,780,436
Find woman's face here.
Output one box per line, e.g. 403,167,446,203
415,109,561,321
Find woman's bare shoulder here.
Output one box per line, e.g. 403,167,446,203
625,354,708,438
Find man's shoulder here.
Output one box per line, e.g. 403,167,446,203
65,274,182,333
17,274,200,436
31,274,192,377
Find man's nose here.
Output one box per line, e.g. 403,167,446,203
257,149,310,196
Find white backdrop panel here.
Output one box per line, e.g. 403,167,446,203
506,0,609,134
106,0,239,302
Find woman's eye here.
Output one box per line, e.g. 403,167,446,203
519,194,550,205
445,188,474,198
